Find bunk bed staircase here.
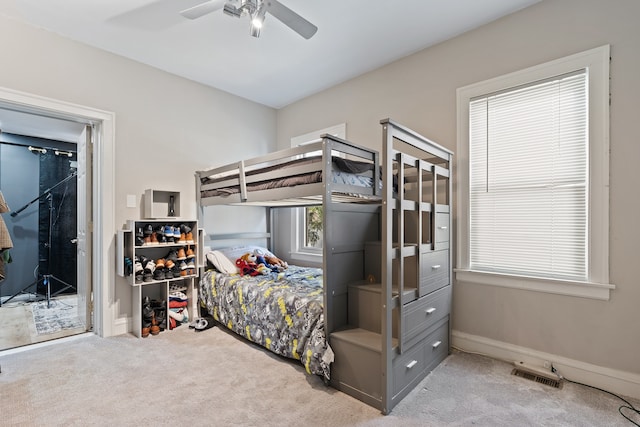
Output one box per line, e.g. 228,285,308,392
329,119,453,414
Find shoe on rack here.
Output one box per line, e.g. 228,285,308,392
144,224,153,235
165,259,175,270
172,265,182,278
178,260,188,270
153,268,166,281
150,232,159,245
155,226,166,244
172,226,181,240
186,246,195,259
152,300,167,332
135,227,145,246
186,258,195,269
144,260,156,274
156,258,165,269
164,225,175,243
150,316,160,335
142,297,154,337
176,247,186,261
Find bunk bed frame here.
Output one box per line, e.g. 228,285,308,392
195,119,452,414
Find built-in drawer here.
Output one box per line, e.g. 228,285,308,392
420,249,449,295
434,213,450,249
423,317,449,372
402,285,451,349
393,317,449,396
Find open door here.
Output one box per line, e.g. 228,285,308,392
76,125,92,330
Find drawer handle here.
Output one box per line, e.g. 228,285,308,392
425,307,436,315
431,265,441,269
432,340,442,349
406,360,418,369
438,226,448,230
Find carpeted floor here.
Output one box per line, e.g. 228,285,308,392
0,324,638,426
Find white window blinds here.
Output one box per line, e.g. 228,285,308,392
469,70,588,281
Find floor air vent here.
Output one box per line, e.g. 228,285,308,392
511,368,563,389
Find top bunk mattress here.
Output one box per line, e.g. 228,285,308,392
200,155,377,198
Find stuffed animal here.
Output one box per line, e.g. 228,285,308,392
236,252,270,276
264,254,288,271
252,249,288,272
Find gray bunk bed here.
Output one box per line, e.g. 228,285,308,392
194,119,452,414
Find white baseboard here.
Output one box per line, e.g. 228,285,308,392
452,329,640,401
110,317,130,337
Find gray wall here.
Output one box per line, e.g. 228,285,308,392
276,0,640,381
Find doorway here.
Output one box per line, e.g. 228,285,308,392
0,86,116,347
0,132,84,349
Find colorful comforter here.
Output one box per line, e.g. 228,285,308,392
198,266,332,380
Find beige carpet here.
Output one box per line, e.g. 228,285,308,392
0,324,638,426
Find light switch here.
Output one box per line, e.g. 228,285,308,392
126,194,136,208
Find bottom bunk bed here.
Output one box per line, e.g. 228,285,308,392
198,247,333,381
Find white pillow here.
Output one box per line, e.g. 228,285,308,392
205,250,238,274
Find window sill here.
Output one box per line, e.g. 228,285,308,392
289,250,322,265
454,269,615,301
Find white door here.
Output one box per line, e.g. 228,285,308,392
76,126,92,329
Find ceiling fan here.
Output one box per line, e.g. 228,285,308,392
180,0,318,39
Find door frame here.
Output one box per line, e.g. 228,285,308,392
0,86,115,337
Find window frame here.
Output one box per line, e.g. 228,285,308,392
455,45,614,300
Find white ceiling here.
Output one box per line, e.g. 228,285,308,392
0,0,540,141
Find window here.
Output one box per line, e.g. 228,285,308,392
456,45,614,300
290,124,346,261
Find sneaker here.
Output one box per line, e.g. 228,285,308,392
144,224,153,235
165,259,175,270
155,226,166,244
166,249,178,263
156,258,166,269
143,272,154,282
176,247,187,261
153,268,166,281
135,228,145,246
177,232,186,244
178,260,188,270
144,260,156,274
134,261,144,275
164,225,175,243
150,232,159,245
172,226,181,240
165,268,174,279
186,258,195,269
186,246,195,259
184,231,195,244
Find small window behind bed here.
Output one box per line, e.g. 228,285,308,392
289,123,346,260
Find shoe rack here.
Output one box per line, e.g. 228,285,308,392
117,219,204,338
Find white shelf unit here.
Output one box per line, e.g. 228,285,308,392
144,189,181,219
117,219,202,338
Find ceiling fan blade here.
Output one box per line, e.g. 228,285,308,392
265,0,318,39
180,0,226,20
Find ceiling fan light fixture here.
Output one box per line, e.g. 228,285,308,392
250,3,266,37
